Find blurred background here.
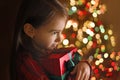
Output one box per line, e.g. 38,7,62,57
0,0,120,80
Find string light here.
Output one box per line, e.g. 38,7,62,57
72,21,78,31
104,34,109,40
83,38,88,44
91,76,96,80
92,12,98,17
71,6,77,12
75,40,81,47
65,20,72,29
108,29,113,35
101,45,106,52
104,53,109,58
110,52,116,60
95,60,100,65
63,39,69,46
110,36,116,47
91,0,96,5
90,21,95,28
95,27,99,32
70,0,76,6
61,0,118,79
99,58,104,63
95,34,100,39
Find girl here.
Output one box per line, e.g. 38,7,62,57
10,0,91,80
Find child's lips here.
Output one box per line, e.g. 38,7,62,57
52,44,58,48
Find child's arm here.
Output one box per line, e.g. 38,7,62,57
16,53,50,80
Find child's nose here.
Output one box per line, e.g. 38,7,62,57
55,34,62,43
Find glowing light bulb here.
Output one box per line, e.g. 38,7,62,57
71,6,77,12
97,10,101,15
65,20,72,29
108,68,113,72
99,64,103,69
92,12,97,17
72,22,78,31
88,36,92,41
104,34,109,40
108,29,113,35
95,60,100,65
99,58,104,63
90,76,96,80
86,29,91,34
89,21,95,28
83,38,88,44
91,0,96,5
82,26,87,32
75,40,81,47
97,54,102,59
110,36,116,47
87,41,93,49
63,39,69,46
95,27,99,32
104,53,109,58
100,25,105,33
70,0,76,6
95,34,100,39
97,39,102,44
101,45,106,52
116,56,120,61
110,52,116,59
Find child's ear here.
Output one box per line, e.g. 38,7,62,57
23,23,35,38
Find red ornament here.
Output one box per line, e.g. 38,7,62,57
92,41,97,48
77,10,84,16
111,62,115,67
71,33,76,38
97,20,102,26
86,2,90,9
106,72,113,77
94,69,99,74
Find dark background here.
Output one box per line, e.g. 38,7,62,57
0,0,120,80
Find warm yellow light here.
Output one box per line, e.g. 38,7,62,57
99,58,104,63
65,20,72,29
70,0,76,6
104,53,109,58
75,40,81,47
92,12,97,17
95,60,100,65
108,29,113,35
95,34,100,39
83,38,88,44
63,39,69,46
90,76,96,80
91,0,96,5
89,21,95,28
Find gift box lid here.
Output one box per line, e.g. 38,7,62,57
40,47,77,76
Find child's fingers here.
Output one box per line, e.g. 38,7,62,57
84,75,89,80
70,65,77,75
75,71,81,80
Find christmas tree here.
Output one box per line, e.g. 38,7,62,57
58,0,120,80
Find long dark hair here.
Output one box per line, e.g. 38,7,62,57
10,0,68,80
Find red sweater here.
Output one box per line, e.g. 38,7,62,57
16,51,50,80
15,50,75,80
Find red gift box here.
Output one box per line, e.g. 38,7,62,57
39,47,78,80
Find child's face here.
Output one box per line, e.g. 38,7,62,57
32,15,67,50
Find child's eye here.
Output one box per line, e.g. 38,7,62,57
53,31,58,35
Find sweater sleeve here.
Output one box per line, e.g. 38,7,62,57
16,53,49,80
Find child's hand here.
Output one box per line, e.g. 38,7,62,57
70,61,91,80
